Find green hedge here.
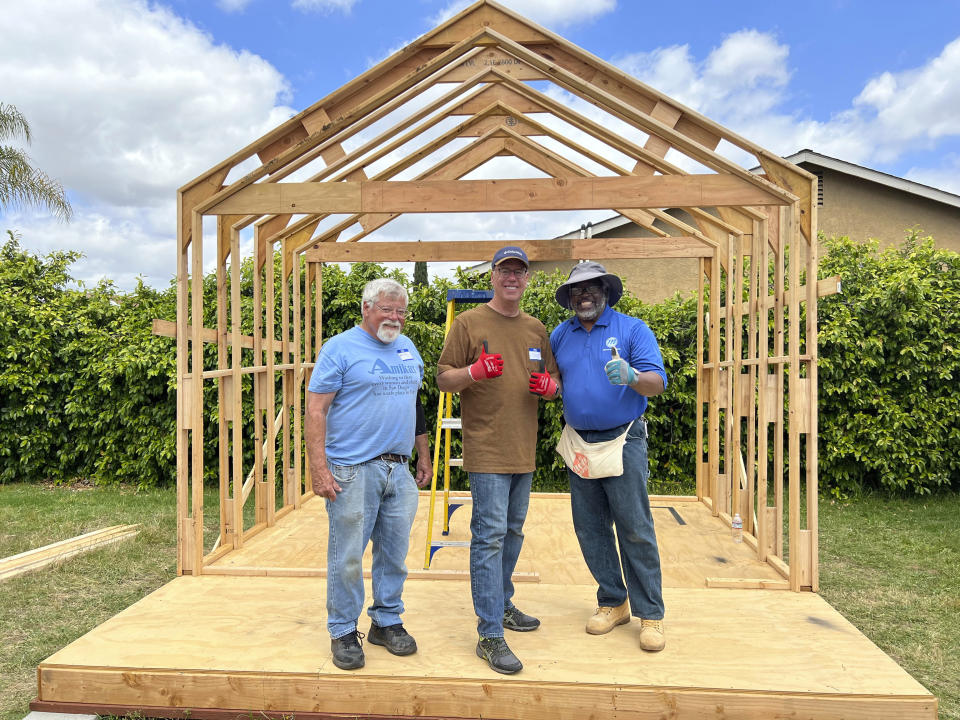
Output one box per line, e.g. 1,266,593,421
2,230,958,495
817,232,960,495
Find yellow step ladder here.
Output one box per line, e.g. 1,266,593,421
423,289,493,568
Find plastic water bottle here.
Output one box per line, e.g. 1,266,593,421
732,513,743,544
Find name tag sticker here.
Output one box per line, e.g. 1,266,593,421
528,347,542,360
397,349,414,361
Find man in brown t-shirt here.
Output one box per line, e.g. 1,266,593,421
436,246,560,674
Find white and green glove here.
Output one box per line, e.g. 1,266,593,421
605,357,638,385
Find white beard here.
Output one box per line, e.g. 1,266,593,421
376,321,402,343
575,295,607,321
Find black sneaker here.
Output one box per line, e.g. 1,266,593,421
476,636,523,674
331,630,365,670
503,605,540,632
368,622,417,656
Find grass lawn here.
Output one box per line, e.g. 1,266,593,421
818,492,960,720
1,483,957,720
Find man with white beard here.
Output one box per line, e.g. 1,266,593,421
306,278,431,670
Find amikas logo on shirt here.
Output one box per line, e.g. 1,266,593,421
369,358,419,375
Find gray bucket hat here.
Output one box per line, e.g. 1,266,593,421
555,261,623,310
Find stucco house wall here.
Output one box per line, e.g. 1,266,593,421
816,167,960,252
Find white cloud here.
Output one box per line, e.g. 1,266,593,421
8,207,177,291
0,0,295,288
433,0,615,29
853,37,960,149
292,0,357,12
614,30,790,125
613,30,960,174
218,0,357,15
1,0,294,208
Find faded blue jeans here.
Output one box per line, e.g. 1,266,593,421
567,419,664,620
325,457,420,639
468,471,533,639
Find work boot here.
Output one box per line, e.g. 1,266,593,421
503,605,540,632
585,600,631,635
368,622,418,656
331,630,365,670
476,636,523,674
639,619,666,652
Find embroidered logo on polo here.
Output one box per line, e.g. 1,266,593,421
605,337,618,349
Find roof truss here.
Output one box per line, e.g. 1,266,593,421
179,0,815,266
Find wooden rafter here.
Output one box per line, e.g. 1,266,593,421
206,174,787,216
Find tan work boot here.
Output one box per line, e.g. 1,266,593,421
639,619,665,652
585,600,630,635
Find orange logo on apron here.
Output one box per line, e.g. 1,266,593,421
572,452,590,478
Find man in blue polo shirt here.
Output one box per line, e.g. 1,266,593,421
306,278,431,671
549,262,669,652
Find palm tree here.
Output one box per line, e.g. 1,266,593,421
1,103,72,221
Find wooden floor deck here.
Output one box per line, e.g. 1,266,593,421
34,493,937,720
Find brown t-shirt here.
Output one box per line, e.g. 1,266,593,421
437,304,559,473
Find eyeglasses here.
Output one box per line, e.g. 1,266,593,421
374,304,408,318
569,284,604,298
495,266,528,278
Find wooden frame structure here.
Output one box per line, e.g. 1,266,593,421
35,6,945,718
169,0,825,591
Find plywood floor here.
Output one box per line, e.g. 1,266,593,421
35,493,937,720
208,492,786,588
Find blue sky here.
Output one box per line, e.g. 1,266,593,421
2,0,959,289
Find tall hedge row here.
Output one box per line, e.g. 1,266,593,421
817,232,960,495
1,230,958,495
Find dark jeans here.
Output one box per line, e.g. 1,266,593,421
567,420,664,620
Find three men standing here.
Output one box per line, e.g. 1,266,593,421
437,246,560,674
306,257,668,673
305,278,431,671
550,262,669,652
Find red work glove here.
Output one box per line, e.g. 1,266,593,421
469,342,503,380
528,370,557,396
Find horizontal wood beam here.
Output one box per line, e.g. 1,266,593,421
152,319,284,354
207,175,789,216
304,236,714,263
725,275,841,316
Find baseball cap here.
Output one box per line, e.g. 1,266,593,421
491,246,529,268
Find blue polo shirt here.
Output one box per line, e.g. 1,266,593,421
550,305,667,431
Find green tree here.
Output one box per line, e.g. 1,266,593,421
0,103,72,221
413,260,428,287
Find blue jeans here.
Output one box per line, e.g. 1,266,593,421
325,457,420,639
468,472,533,638
567,420,664,620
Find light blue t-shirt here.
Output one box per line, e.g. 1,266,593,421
550,305,667,431
308,326,424,465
